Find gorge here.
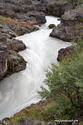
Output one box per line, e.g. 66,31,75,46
0,16,71,120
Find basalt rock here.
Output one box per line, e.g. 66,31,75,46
48,24,56,29
5,50,26,77
0,34,26,81
27,11,46,24
57,46,74,61
5,39,26,52
45,0,75,17
50,8,83,42
0,0,46,25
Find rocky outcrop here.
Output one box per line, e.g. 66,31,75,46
50,8,83,42
45,0,75,17
0,16,39,36
5,50,26,77
26,11,46,24
57,46,74,61
5,39,26,52
0,0,46,25
0,0,75,27
0,34,26,81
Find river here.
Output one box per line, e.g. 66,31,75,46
0,16,71,120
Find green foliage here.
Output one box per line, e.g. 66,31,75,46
38,39,83,119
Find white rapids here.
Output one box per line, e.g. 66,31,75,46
0,16,71,120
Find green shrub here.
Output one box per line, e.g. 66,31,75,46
38,40,83,119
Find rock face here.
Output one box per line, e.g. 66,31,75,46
50,8,83,41
0,34,26,81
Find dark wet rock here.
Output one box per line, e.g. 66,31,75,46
48,24,56,29
50,8,83,41
5,50,26,77
57,46,74,61
5,39,26,52
0,33,26,81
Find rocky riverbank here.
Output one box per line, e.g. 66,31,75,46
50,7,83,42
0,0,47,81
0,0,83,124
0,99,82,125
0,0,80,81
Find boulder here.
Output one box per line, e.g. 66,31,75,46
5,39,26,52
57,46,74,61
48,24,56,29
50,8,83,42
27,11,46,24
5,50,26,77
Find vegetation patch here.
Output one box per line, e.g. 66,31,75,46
5,99,57,124
38,37,83,120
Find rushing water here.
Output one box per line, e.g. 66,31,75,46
0,16,71,120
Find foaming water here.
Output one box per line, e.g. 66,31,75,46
0,16,71,120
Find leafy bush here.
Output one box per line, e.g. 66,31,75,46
38,41,83,119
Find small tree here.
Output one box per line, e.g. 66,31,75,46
38,45,83,119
